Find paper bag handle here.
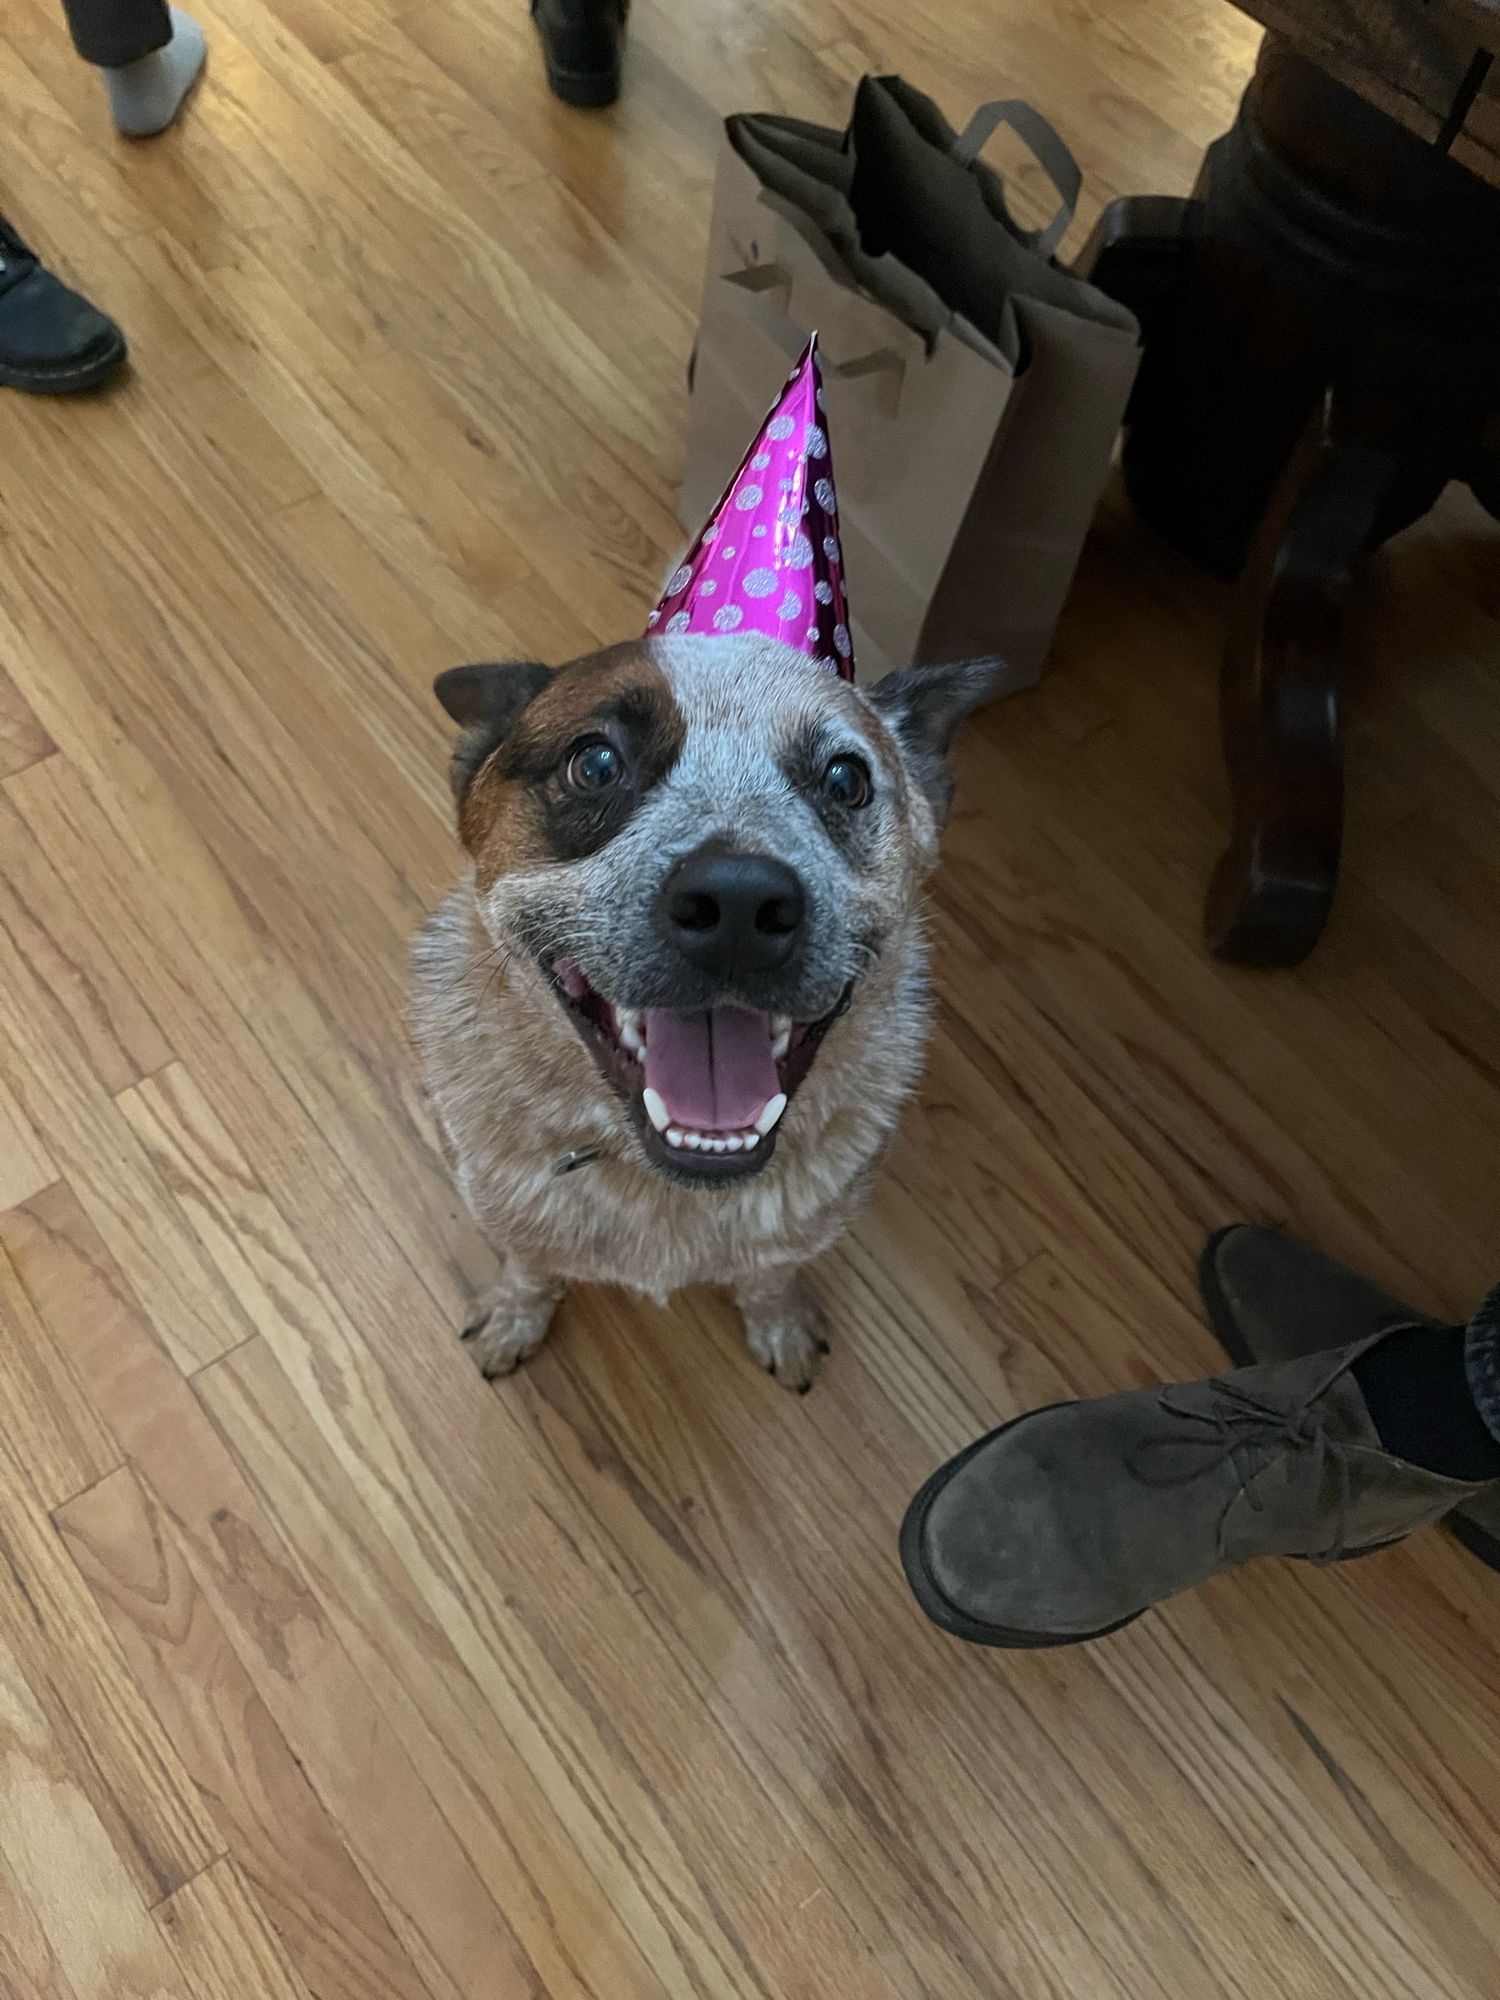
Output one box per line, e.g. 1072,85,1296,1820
950,99,1082,259
719,265,907,415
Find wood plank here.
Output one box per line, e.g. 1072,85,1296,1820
0,1072,56,1213
0,841,254,1373
0,1838,82,2000
0,787,173,1097
155,1860,314,2000
0,661,55,779
1,1183,531,2000
0,1630,197,2000
0,1222,119,1511
0,1419,220,1908
55,1464,435,2000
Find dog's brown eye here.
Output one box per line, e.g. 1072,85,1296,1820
821,754,872,809
566,738,625,793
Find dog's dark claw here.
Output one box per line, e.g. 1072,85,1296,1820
797,1380,812,1395
816,1337,831,1355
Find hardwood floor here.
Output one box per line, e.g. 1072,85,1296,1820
3,1,1499,1994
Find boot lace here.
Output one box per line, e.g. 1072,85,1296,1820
1126,1377,1355,1564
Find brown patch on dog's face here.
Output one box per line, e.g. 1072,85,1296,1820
456,642,686,889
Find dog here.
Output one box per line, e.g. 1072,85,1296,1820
411,632,1000,1389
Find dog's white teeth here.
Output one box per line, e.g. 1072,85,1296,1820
617,1008,646,1055
754,1093,788,1137
771,1015,792,1062
659,1122,760,1156
643,1088,672,1134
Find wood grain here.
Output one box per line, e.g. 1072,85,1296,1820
0,1073,56,1214
0,1223,119,1511
0,1413,220,1912
1225,1,1500,178
2,0,1499,1994
5,1185,531,2000
155,1859,315,2000
56,1465,433,2000
0,662,55,779
0,1630,196,2000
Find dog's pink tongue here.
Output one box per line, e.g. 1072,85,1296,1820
644,1008,778,1132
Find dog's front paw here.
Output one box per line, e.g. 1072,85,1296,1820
461,1283,558,1380
743,1292,831,1394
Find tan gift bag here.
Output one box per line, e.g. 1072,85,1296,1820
682,83,1141,688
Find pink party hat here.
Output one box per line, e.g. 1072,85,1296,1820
650,336,854,679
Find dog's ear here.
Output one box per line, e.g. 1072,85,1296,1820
433,661,553,801
866,658,1006,824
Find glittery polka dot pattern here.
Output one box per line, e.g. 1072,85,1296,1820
644,337,854,678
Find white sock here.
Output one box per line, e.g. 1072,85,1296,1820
104,6,206,138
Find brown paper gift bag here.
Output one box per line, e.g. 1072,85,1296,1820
682,82,1141,688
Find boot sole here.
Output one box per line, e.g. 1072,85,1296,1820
543,58,620,107
1199,1226,1498,1576
899,1407,1147,1650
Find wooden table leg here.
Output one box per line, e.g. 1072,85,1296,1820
1205,409,1400,966
1085,39,1500,964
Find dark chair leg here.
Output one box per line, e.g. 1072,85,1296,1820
1206,409,1402,967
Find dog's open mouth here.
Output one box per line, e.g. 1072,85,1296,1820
549,958,847,1180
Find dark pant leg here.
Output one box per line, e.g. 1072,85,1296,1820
59,0,172,67
1466,1286,1500,1446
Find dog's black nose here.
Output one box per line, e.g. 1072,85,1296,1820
659,846,806,979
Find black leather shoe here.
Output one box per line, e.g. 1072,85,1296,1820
531,0,626,107
0,218,127,395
